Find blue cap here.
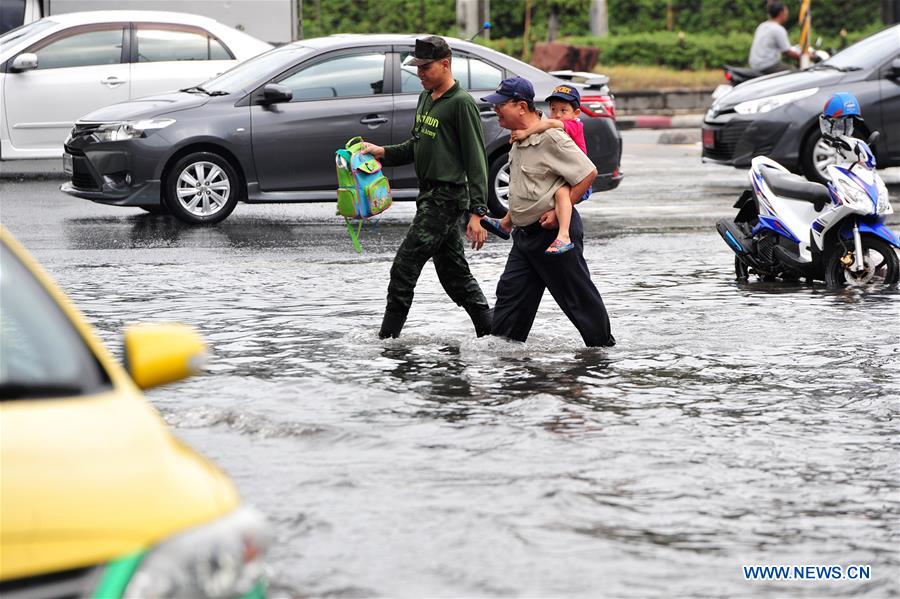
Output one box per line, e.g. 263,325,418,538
481,77,535,104
823,92,861,119
545,84,581,107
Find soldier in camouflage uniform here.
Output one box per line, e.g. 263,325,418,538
362,36,493,340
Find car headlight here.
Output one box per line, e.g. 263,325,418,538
94,118,176,142
124,507,269,599
734,87,819,115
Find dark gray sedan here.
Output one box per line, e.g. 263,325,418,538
703,24,900,183
61,34,623,224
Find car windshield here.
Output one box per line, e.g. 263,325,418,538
823,25,900,70
0,19,55,49
198,45,314,94
0,242,110,400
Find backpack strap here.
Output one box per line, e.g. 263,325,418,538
346,136,365,153
345,217,363,253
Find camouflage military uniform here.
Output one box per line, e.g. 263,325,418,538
385,184,489,317
378,80,491,338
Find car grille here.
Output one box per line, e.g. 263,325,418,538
66,147,101,191
705,121,751,161
0,565,101,599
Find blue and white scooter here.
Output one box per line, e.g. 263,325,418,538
716,92,899,287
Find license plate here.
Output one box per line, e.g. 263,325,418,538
702,128,715,149
63,153,73,176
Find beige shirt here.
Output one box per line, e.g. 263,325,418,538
507,127,596,227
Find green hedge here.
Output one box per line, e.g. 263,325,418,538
295,0,888,71
298,0,886,41
479,23,888,70
488,0,884,38
603,0,883,36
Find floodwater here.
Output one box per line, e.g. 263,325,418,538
2,135,898,597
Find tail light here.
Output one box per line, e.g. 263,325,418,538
724,70,732,82
580,94,616,119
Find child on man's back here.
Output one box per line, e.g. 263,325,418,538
481,85,591,255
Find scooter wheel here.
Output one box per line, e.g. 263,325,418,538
824,235,899,288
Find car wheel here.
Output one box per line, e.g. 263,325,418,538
801,129,865,184
164,152,241,224
487,152,510,218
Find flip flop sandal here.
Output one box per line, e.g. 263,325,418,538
545,239,574,255
481,217,511,240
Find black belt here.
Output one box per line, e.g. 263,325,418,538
419,180,467,191
519,221,547,235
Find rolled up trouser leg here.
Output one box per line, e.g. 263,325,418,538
378,310,407,339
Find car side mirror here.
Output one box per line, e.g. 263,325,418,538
889,58,900,78
260,83,292,105
123,323,208,390
867,130,880,147
11,53,38,72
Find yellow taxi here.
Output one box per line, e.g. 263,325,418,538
0,227,269,598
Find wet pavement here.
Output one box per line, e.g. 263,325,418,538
2,131,899,598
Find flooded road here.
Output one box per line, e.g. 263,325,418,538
2,132,899,597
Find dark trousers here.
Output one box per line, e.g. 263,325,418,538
492,209,614,347
385,186,489,317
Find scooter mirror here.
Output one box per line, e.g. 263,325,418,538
867,131,880,147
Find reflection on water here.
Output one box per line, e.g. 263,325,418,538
42,210,900,598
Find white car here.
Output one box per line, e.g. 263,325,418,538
0,10,272,159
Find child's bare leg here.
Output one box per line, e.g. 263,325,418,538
554,185,572,243
499,213,512,232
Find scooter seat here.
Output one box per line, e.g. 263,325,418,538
724,65,762,78
760,167,831,209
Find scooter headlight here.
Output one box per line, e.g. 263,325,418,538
94,118,176,142
123,507,269,598
837,179,874,211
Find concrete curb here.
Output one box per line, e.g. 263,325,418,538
618,114,704,130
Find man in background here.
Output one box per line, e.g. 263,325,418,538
749,1,806,74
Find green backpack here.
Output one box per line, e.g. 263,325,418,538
335,136,392,252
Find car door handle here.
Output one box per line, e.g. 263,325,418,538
360,115,388,125
101,77,127,88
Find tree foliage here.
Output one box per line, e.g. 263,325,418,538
298,0,886,70
300,0,884,39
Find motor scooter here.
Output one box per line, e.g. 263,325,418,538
716,131,899,287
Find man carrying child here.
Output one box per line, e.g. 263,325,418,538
481,77,615,347
482,83,591,255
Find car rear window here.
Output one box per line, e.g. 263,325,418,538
0,244,111,400
400,52,503,93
